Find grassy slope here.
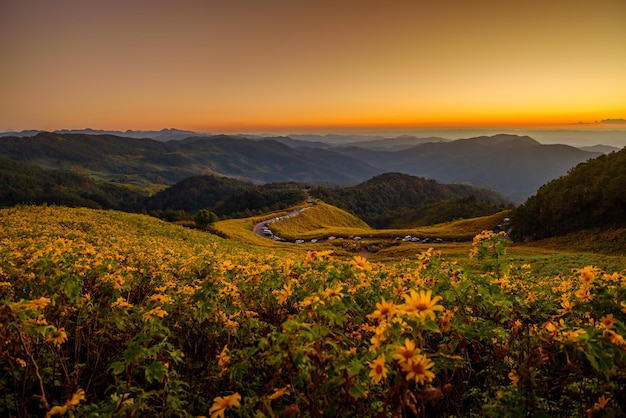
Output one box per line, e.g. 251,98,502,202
269,202,510,242
215,202,626,272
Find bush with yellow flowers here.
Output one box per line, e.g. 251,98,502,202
1,207,625,417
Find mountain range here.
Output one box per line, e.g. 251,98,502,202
0,131,615,202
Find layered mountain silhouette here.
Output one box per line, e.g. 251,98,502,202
0,132,602,202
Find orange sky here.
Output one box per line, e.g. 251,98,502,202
1,0,625,133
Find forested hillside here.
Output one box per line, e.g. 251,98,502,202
512,147,626,239
0,157,145,211
309,172,511,228
145,175,306,218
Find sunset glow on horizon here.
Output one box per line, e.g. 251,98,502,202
1,0,625,134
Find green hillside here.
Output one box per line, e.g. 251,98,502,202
0,157,146,210
512,147,626,240
309,172,511,227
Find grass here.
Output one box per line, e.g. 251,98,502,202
215,201,626,272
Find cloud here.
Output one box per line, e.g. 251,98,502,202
601,118,626,124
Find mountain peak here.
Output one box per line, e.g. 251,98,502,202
461,134,540,147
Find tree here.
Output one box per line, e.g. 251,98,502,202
194,209,219,227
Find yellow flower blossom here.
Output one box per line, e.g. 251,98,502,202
367,298,396,322
572,265,600,285
351,255,371,271
543,321,559,339
393,338,421,366
401,354,435,385
559,298,574,315
593,395,610,411
142,306,168,322
217,345,230,374
209,393,241,418
273,283,293,305
598,314,616,329
110,296,133,309
367,354,388,384
561,329,585,342
46,328,68,346
267,386,290,401
440,309,456,332
508,369,519,387
322,285,344,300
148,293,174,304
603,330,626,350
45,388,85,418
31,296,50,310
402,289,444,322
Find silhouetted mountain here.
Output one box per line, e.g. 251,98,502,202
0,132,382,187
0,128,201,141
334,134,599,202
333,135,450,151
0,132,602,203
309,172,511,228
511,147,626,240
578,144,620,154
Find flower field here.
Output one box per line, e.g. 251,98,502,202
1,205,625,417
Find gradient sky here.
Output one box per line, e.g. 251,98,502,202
1,0,625,133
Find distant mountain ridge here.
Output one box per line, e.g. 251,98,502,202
0,131,602,202
0,128,200,142
331,134,600,202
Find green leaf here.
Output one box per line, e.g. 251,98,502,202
145,360,167,384
422,319,441,333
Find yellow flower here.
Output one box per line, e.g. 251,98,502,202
46,328,68,346
209,393,241,418
367,298,396,321
141,306,168,322
559,299,574,315
440,309,456,332
369,326,387,351
351,255,371,271
508,369,519,387
273,283,293,305
543,321,559,339
402,289,444,322
322,285,344,300
45,388,85,417
267,386,290,401
221,260,235,271
593,395,610,411
148,293,174,304
393,338,421,366
472,230,494,245
573,265,600,285
217,345,230,376
367,354,388,384
603,329,626,349
401,354,435,385
110,296,133,309
69,388,86,406
31,296,51,310
599,314,616,329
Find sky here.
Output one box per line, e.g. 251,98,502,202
1,0,626,135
